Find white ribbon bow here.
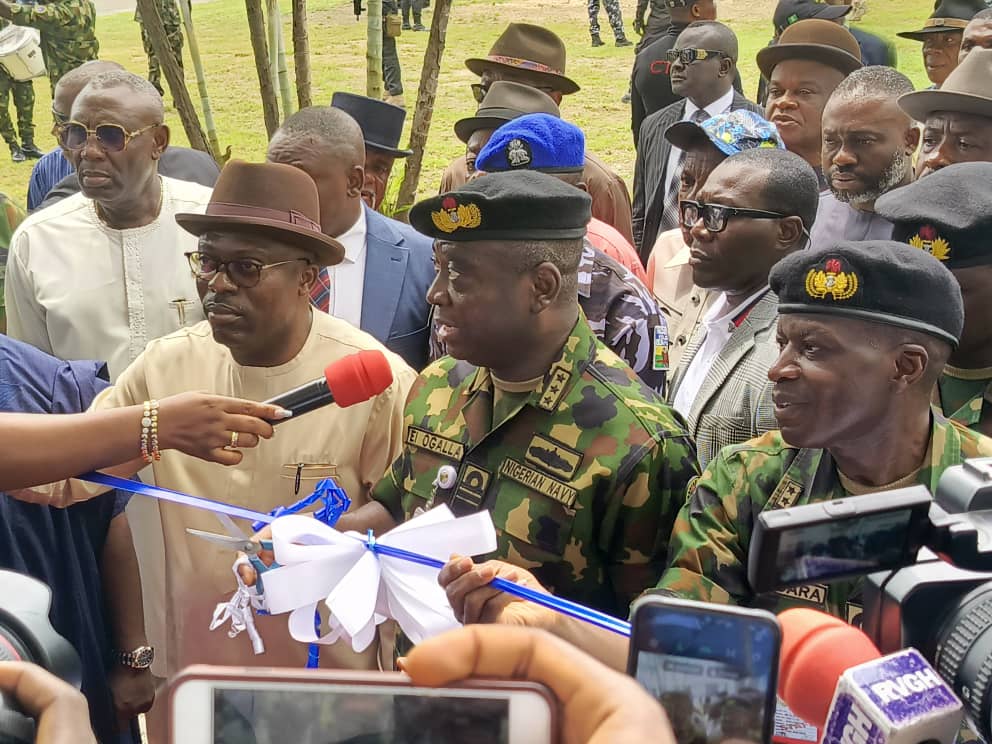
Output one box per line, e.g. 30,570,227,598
253,506,498,653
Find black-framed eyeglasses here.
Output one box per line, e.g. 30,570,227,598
680,199,788,233
185,252,309,288
470,82,556,103
666,47,730,64
57,121,160,152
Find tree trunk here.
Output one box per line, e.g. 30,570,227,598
291,0,312,108
274,6,295,118
135,0,215,159
245,0,281,138
366,0,382,100
394,0,452,219
177,0,223,160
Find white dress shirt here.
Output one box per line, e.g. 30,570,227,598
326,207,368,328
663,87,737,199
4,176,211,380
672,284,770,418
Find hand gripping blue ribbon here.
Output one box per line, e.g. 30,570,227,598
77,472,631,638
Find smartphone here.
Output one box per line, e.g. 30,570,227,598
168,665,557,744
747,486,932,594
627,595,781,744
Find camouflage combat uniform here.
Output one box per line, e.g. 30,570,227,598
655,413,992,623
373,312,699,617
430,241,670,396
934,368,992,435
134,0,184,96
0,71,34,151
588,0,625,41
8,0,99,92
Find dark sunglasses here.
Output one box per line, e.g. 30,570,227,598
185,252,309,288
470,82,556,103
666,47,730,64
680,199,788,233
57,121,159,152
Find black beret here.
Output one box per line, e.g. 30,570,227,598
409,170,591,242
769,241,964,346
874,162,992,269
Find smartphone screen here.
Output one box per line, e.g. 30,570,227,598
629,598,780,744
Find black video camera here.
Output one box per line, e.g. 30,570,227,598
748,458,992,742
0,570,81,744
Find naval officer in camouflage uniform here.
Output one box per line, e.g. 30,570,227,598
331,171,698,618
135,0,184,96
440,239,992,674
0,0,99,93
876,162,992,438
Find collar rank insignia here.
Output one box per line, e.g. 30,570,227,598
805,257,858,301
506,138,532,168
908,224,950,261
431,196,482,233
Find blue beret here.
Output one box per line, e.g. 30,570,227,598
475,113,585,174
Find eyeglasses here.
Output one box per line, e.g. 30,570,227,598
470,82,556,103
666,48,730,65
57,121,160,152
185,252,309,288
680,199,788,233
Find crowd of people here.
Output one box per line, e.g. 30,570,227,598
1,0,992,741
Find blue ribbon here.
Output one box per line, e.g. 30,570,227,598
77,471,632,638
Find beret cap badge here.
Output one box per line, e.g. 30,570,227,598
908,224,951,261
805,257,859,301
431,196,483,234
505,138,533,168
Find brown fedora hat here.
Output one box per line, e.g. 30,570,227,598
899,47,992,122
464,23,580,95
756,19,862,79
897,0,988,40
454,81,561,143
175,161,345,268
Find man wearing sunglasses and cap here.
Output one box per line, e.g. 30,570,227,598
899,0,992,88
442,23,635,245
22,159,416,742
5,70,211,382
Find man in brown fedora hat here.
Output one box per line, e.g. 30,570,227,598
757,18,862,188
898,0,992,87
25,160,417,742
445,23,635,244
899,47,992,177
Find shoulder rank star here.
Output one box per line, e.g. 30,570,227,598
909,224,950,261
805,257,858,301
431,196,482,233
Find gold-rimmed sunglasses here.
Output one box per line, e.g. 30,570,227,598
56,121,160,152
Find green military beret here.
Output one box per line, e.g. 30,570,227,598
408,170,591,242
874,162,992,269
769,240,964,346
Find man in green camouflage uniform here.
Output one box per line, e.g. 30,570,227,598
332,171,699,618
0,67,37,162
134,0,184,96
876,162,992,438
0,0,99,93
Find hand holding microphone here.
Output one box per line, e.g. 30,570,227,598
777,608,964,744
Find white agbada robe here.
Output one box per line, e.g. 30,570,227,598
4,176,212,380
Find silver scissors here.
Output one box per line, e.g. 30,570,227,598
186,528,271,555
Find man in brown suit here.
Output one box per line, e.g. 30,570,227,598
438,22,635,245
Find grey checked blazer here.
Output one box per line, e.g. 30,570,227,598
667,291,780,468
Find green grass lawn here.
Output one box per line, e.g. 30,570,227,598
0,0,935,208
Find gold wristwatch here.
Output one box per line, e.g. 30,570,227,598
113,645,155,670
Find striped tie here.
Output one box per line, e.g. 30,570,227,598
309,267,331,313
660,108,710,233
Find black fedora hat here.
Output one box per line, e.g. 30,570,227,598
331,91,413,158
898,0,991,40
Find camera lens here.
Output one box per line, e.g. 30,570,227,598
935,582,992,741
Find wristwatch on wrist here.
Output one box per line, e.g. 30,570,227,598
113,645,155,670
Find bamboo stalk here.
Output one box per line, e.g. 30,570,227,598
177,0,222,160
291,0,312,108
274,5,295,117
366,0,382,100
245,0,281,138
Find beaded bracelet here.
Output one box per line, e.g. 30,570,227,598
140,399,161,463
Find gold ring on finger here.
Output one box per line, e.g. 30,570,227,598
230,431,239,449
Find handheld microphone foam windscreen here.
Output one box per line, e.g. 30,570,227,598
262,350,393,422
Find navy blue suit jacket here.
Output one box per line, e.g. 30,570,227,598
360,205,435,371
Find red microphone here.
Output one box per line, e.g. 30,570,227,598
262,350,393,423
